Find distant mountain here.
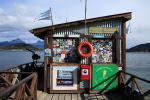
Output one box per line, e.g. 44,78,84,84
126,43,150,52
0,41,9,46
31,40,44,49
0,38,39,50
0,43,39,50
0,38,25,46
9,38,25,45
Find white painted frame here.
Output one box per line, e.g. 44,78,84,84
52,66,78,90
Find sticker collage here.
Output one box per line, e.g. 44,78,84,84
53,39,78,63
92,39,113,63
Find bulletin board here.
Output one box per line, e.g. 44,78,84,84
92,39,113,63
92,64,117,91
53,38,79,63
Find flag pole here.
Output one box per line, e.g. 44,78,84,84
84,0,87,35
49,7,54,34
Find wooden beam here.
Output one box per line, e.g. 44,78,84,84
0,75,12,86
0,73,37,99
122,20,126,71
15,83,25,100
44,34,49,92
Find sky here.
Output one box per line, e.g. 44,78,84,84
0,0,150,48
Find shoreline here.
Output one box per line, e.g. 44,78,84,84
0,49,43,52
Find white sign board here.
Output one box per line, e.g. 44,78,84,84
45,48,51,56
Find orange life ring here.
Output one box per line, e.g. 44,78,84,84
77,42,93,58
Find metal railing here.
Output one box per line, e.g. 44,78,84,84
118,71,150,100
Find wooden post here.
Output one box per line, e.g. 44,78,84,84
115,32,120,64
131,78,136,92
48,33,53,63
15,83,25,100
49,63,52,93
44,31,53,92
30,73,37,100
48,33,53,93
34,77,37,100
122,20,126,72
121,20,126,81
44,34,49,92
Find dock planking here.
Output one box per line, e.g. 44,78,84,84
72,94,78,100
52,94,59,100
58,94,65,100
37,90,126,100
38,92,47,100
44,93,53,100
8,90,125,100
37,91,83,100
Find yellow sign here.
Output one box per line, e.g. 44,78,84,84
89,27,118,34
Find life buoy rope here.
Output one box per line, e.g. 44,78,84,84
77,42,93,58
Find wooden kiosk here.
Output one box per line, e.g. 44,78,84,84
31,12,131,93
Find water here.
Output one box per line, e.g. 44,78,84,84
0,51,149,79
0,51,44,70
0,51,149,95
126,52,150,80
126,52,150,96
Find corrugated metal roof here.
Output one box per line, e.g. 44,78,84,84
31,12,131,38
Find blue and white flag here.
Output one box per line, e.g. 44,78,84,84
126,23,131,34
37,8,52,20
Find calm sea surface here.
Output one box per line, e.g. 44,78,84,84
0,51,44,70
0,51,150,78
0,51,150,79
0,51,150,93
126,52,150,81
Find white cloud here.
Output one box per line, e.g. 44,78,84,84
0,3,44,43
0,0,150,47
0,8,17,26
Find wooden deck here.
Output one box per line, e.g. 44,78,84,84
1,71,149,100
37,90,125,100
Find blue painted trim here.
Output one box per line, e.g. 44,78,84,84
93,35,105,38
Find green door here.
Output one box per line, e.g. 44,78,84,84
92,64,117,90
